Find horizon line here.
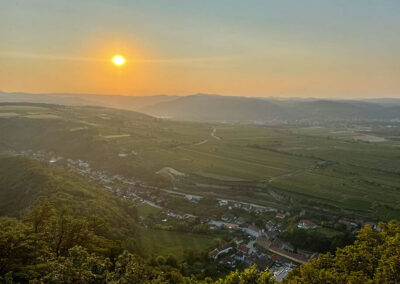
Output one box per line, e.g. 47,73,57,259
1,90,399,101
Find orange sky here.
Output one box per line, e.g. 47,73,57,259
1,1,400,98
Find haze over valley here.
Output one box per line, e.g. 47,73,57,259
2,91,400,123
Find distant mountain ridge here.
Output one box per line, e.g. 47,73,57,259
140,94,400,123
1,91,400,123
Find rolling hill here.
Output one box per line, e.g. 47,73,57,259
140,94,400,122
0,91,178,111
2,92,400,123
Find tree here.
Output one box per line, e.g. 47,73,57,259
156,255,166,266
0,218,46,280
285,221,400,283
216,266,274,284
32,246,111,284
166,254,179,268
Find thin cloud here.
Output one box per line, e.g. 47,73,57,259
0,51,238,63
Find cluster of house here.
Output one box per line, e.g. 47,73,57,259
161,207,193,220
207,230,315,282
207,216,318,282
206,208,324,282
185,194,201,203
19,151,380,235
208,241,275,272
297,219,318,229
217,199,279,214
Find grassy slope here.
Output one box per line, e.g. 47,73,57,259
135,204,215,258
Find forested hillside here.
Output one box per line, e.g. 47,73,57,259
0,155,139,250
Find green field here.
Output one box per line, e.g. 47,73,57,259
136,204,162,218
137,228,214,259
135,204,215,258
1,103,400,220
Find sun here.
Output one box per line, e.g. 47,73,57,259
112,55,125,66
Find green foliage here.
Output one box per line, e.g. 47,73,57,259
285,221,400,283
0,155,139,249
0,203,116,282
215,266,274,284
30,246,112,284
281,226,354,253
166,254,179,268
0,203,191,283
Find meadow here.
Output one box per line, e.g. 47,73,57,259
137,228,214,259
136,204,215,258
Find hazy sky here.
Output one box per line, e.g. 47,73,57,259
1,0,400,97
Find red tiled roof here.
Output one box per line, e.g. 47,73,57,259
270,246,308,264
299,219,317,227
219,243,232,251
209,249,219,257
248,225,260,232
238,245,250,254
256,237,271,249
271,254,282,261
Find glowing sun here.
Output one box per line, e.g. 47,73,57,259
112,55,125,66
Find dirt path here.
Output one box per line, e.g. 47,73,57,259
177,128,218,149
211,128,221,140
194,139,209,146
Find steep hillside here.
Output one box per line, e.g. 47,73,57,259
0,155,138,242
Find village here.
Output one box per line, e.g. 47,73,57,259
8,149,379,282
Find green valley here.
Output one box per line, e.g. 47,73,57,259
1,103,399,221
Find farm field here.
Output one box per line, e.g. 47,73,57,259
1,103,400,220
137,228,214,259
136,203,161,218
135,204,216,259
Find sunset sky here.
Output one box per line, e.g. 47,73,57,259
1,0,399,98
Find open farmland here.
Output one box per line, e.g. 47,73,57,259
1,103,399,220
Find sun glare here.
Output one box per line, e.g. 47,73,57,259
112,55,125,66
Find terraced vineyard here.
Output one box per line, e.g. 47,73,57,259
1,103,400,220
